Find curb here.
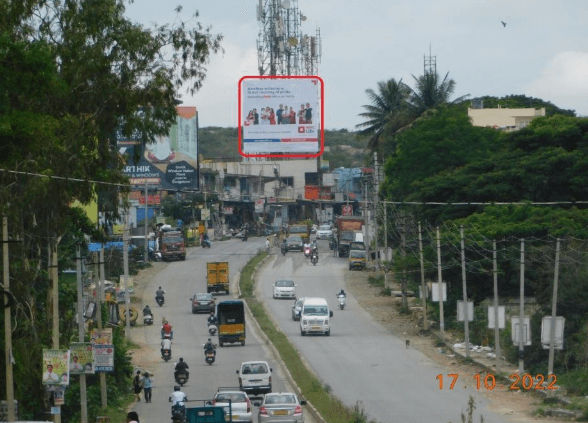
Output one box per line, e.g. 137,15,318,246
237,253,327,423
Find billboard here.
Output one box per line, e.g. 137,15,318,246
239,76,324,158
42,350,71,386
120,107,199,191
69,343,95,375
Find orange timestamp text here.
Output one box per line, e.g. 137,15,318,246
436,373,558,391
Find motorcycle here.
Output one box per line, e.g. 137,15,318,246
201,239,211,248
143,313,153,326
241,229,248,242
337,294,346,310
204,346,216,365
171,403,186,423
175,371,188,387
208,323,217,335
162,349,172,362
303,246,311,258
156,295,164,307
281,245,287,256
311,253,318,266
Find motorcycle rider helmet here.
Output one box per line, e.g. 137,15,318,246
174,385,181,391
179,357,183,362
208,338,211,342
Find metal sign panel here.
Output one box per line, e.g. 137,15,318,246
457,301,474,322
511,316,532,346
541,316,565,349
487,305,506,329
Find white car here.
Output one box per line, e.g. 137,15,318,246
316,224,333,239
273,280,296,299
255,392,307,423
213,388,253,422
237,361,273,396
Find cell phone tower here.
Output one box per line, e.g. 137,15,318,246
256,0,321,76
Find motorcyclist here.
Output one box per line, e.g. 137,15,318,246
337,289,346,297
156,286,165,299
174,357,189,380
161,335,172,358
162,320,173,339
203,338,216,356
142,305,152,316
207,312,217,326
169,386,187,421
311,239,318,250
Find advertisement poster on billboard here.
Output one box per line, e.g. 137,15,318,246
42,350,71,386
239,76,323,157
93,344,115,372
69,343,95,375
119,106,199,190
90,328,113,345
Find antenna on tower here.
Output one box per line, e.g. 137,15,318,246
424,42,436,76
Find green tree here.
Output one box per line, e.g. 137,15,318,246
356,78,411,153
407,71,469,116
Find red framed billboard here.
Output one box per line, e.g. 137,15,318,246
238,75,324,158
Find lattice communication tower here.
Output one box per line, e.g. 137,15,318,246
423,43,436,76
256,0,321,76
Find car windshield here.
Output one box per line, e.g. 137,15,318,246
341,232,354,241
350,250,366,258
196,294,213,300
290,226,307,233
319,225,331,231
303,305,328,316
276,280,294,287
287,236,302,243
265,394,297,405
241,363,268,374
216,393,247,402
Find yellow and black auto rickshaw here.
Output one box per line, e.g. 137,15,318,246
217,300,245,347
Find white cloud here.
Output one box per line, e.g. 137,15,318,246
181,40,258,127
526,51,588,116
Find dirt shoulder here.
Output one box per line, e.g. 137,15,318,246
344,269,577,423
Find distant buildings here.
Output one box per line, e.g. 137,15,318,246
468,101,546,132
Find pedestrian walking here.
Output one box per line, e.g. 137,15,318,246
265,238,271,252
142,371,153,403
133,370,143,401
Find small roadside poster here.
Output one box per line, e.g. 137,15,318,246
69,343,95,375
42,350,71,386
93,344,115,372
90,328,113,345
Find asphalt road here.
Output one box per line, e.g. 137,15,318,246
129,237,302,423
256,238,512,423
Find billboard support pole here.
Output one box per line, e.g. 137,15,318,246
3,217,16,422
76,246,88,423
99,247,107,408
547,238,560,377
144,182,148,263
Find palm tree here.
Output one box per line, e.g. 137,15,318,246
407,71,469,117
356,78,411,153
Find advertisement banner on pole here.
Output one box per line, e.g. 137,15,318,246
42,350,71,386
90,328,113,345
69,343,95,375
239,76,324,158
93,344,115,372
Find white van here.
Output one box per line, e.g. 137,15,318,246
299,297,333,336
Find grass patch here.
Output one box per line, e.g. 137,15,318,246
380,287,392,296
241,253,380,423
558,368,588,396
367,275,384,287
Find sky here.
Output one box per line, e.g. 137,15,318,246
125,0,588,130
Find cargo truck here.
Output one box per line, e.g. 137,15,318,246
336,216,365,257
207,262,229,294
287,222,311,243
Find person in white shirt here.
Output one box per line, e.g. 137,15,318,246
169,385,187,406
161,336,172,358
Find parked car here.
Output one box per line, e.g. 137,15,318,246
273,280,296,299
291,297,306,321
316,224,333,240
191,293,216,314
237,361,273,396
348,249,367,270
212,387,252,422
285,235,303,252
254,392,306,423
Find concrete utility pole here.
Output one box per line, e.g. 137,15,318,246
373,152,379,270
123,208,131,339
98,247,107,408
3,217,15,422
436,227,445,342
76,246,88,423
460,226,470,358
50,238,61,423
418,222,428,330
492,240,501,374
518,239,525,376
547,238,561,377
144,182,149,263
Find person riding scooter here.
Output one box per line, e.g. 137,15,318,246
161,335,172,359
174,357,189,381
203,338,216,356
207,312,217,326
161,320,173,339
143,305,152,316
156,286,165,306
169,385,187,422
337,289,346,297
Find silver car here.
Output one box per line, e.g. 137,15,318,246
315,224,332,240
273,280,296,299
291,297,306,321
255,392,306,423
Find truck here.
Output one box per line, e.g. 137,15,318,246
287,222,310,243
207,262,229,294
158,230,186,261
336,216,365,257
